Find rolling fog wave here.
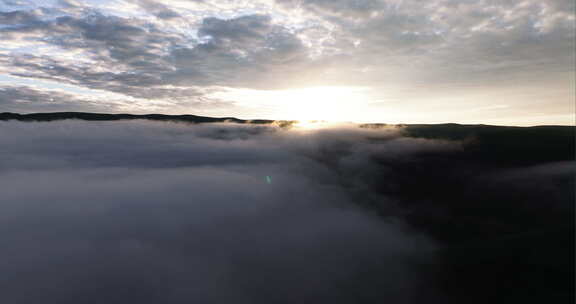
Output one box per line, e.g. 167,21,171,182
0,120,451,304
1,120,573,303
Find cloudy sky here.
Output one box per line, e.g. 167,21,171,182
0,0,574,125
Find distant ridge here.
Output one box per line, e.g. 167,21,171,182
1,112,573,164
1,112,572,128
0,112,282,125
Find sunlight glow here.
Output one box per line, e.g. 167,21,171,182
291,120,334,130
210,86,372,122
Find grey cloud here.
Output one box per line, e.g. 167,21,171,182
0,10,314,96
0,85,118,112
275,0,574,88
0,8,41,24
0,120,572,303
0,53,171,99
58,0,83,8
50,13,182,70
277,0,385,19
164,14,311,88
0,84,235,113
0,11,184,69
135,0,182,19
198,14,273,44
0,120,441,303
553,0,575,11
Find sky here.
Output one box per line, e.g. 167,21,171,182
0,0,574,125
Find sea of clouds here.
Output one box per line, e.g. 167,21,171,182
0,120,455,303
0,120,572,303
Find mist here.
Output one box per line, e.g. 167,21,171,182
0,120,446,303
0,120,572,303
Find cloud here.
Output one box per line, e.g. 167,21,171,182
0,120,443,303
0,83,239,114
164,14,313,89
0,9,315,95
135,0,182,19
276,0,386,19
0,8,41,24
0,120,573,302
0,85,120,112
198,14,274,44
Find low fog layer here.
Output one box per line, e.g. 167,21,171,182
0,120,572,303
0,121,444,304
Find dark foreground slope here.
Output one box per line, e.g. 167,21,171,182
363,123,574,303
